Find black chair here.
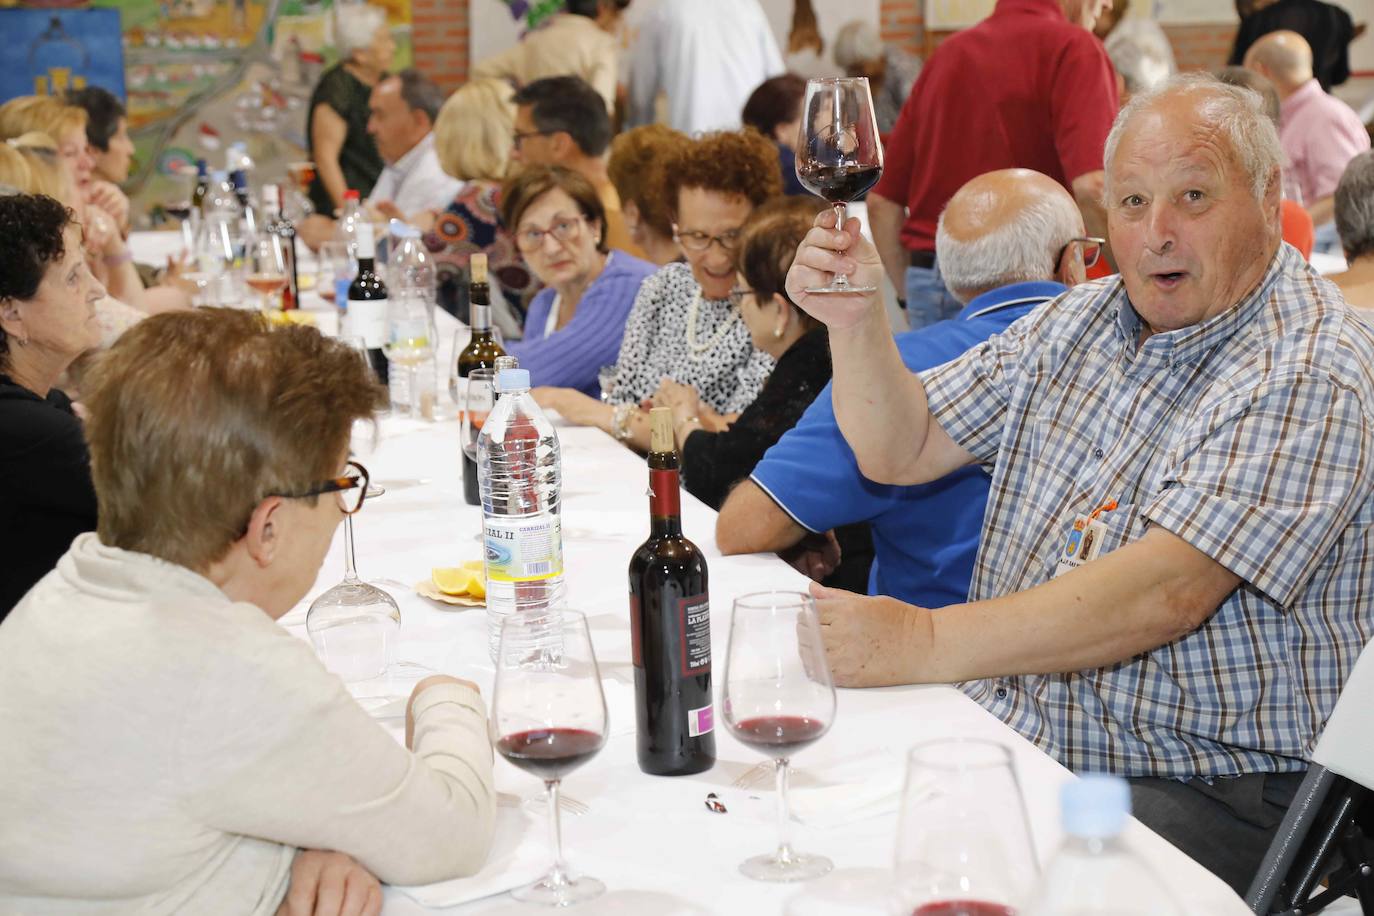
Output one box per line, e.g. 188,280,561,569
1246,641,1374,915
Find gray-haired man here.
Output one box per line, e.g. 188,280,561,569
789,74,1374,892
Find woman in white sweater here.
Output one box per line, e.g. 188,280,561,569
0,309,496,915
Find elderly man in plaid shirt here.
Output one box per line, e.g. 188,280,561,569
787,73,1374,893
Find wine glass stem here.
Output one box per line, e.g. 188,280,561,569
832,203,851,289
342,514,361,584
773,757,797,866
544,779,571,887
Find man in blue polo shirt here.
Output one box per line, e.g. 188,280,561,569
716,168,1095,606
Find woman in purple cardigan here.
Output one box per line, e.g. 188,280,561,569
500,165,655,396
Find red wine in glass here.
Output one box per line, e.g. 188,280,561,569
913,902,1016,916
730,715,828,757
795,164,882,205
497,727,605,781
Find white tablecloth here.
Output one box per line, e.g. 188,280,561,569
127,230,1252,916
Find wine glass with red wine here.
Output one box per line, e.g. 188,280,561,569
723,590,837,882
795,77,884,295
491,610,608,906
892,739,1039,915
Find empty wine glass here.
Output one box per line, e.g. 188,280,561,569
305,461,400,684
491,610,608,906
723,590,837,882
461,366,496,465
795,77,884,294
247,234,289,311
892,739,1040,915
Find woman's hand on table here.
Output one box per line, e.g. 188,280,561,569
532,387,610,430
276,850,382,916
406,674,481,749
649,378,702,428
785,209,886,331
808,581,929,688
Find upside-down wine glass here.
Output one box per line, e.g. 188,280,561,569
491,610,608,906
724,590,837,881
794,77,884,294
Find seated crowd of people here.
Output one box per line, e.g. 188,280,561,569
2,0,1374,911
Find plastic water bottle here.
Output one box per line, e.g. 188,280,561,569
334,190,363,308
477,368,565,661
195,171,243,306
386,221,437,412
1022,775,1183,916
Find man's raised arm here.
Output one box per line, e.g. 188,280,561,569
785,211,974,486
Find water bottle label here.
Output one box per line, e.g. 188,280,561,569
688,703,714,738
484,515,564,582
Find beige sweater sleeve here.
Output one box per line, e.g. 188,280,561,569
175,619,495,887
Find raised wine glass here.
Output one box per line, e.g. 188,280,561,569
794,77,884,294
892,739,1039,915
491,610,608,906
724,590,837,882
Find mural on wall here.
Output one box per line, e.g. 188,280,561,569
0,0,412,223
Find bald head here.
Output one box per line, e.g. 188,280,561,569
1244,30,1313,91
935,168,1085,301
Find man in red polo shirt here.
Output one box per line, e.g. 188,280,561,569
869,0,1117,329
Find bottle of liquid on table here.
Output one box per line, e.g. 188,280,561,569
385,222,438,411
477,367,564,662
347,221,389,385
333,189,363,307
1021,775,1182,916
628,407,715,775
457,254,506,506
191,158,209,215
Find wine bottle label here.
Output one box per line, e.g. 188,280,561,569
649,469,680,517
688,703,714,738
484,515,564,582
346,297,387,348
679,595,711,677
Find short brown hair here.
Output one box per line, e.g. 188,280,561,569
736,196,826,330
608,124,691,238
500,164,608,253
83,310,387,570
661,129,783,221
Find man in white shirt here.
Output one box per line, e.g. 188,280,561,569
628,0,784,134
299,68,462,250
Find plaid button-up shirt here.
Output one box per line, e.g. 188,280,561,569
922,244,1374,777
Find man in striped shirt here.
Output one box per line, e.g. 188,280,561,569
787,74,1374,893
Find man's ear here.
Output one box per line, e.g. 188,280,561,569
1054,242,1086,288
551,131,577,160
241,496,287,569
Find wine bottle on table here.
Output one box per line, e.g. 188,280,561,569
629,408,715,776
347,221,389,384
457,254,506,506
191,158,209,215
261,184,298,310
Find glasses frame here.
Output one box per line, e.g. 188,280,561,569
515,213,587,253
1059,236,1106,269
673,223,744,254
512,128,552,148
270,459,370,515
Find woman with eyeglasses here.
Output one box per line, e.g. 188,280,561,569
499,165,656,395
0,309,496,914
532,129,781,451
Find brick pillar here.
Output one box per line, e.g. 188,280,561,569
880,0,926,57
1163,23,1240,72
412,0,470,92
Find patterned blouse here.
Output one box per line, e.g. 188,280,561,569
606,262,773,414
422,181,537,339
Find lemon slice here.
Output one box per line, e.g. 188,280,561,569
432,567,481,596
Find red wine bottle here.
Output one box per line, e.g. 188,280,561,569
629,408,715,776
457,254,505,506
261,183,298,310
347,221,389,384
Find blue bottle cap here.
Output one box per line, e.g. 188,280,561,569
498,368,530,392
1061,774,1131,839
389,219,419,238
